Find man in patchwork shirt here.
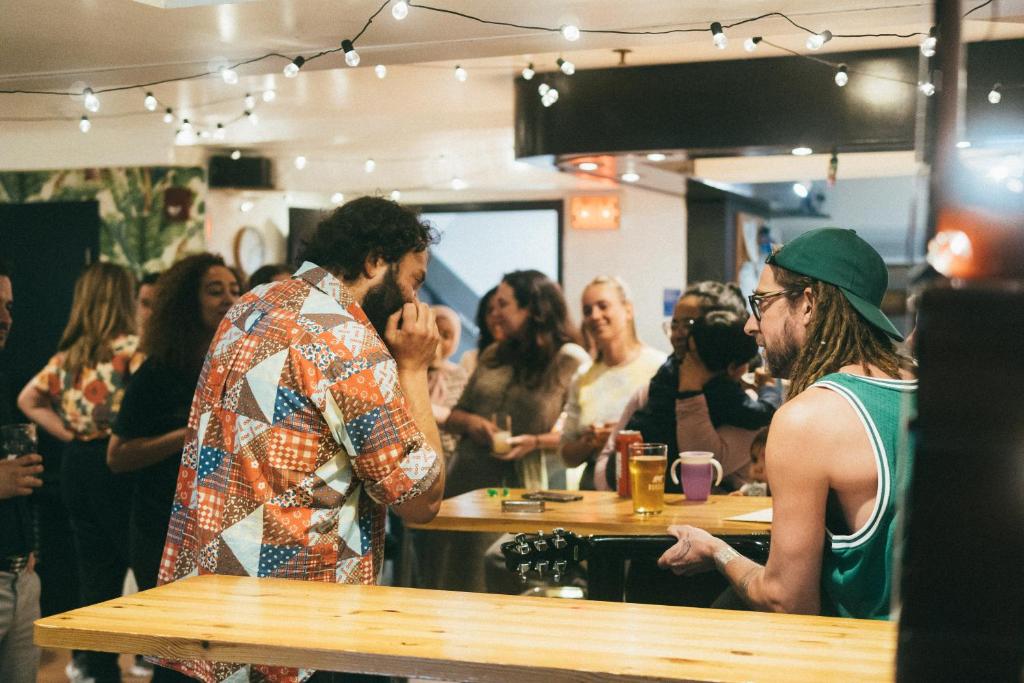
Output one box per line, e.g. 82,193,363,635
157,197,445,683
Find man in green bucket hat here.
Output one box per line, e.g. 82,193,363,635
657,227,916,620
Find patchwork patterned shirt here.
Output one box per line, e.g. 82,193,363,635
157,262,441,683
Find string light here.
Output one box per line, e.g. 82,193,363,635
331,192,345,204
162,108,174,124
522,63,535,80
283,56,305,78
561,24,581,41
214,123,226,140
262,89,277,102
744,36,762,52
230,149,242,160
988,83,1002,104
83,88,100,112
240,200,255,213
294,155,307,170
451,177,468,190
181,118,193,131
342,40,360,67
538,83,550,96
454,65,468,82
364,158,376,173
244,93,256,109
710,22,727,49
792,182,810,198
375,64,388,79
143,92,157,111
392,0,409,20
246,110,259,126
920,27,937,57
835,64,849,87
557,58,575,75
79,116,91,133
806,30,833,50
219,66,239,84
919,80,935,96
541,87,559,107
390,190,402,201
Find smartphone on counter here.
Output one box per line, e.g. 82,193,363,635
522,490,583,503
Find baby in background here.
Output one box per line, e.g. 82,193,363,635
735,426,770,497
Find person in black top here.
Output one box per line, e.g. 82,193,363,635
108,254,241,594
0,259,44,682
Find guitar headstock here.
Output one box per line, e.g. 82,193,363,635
500,528,585,583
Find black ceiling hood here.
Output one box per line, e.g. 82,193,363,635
514,39,1024,160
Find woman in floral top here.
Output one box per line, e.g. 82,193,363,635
18,262,139,683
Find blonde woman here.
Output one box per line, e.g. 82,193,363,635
560,276,665,489
17,262,139,683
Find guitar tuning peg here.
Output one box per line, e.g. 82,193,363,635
514,533,528,543
535,560,549,577
553,527,566,535
533,538,549,552
517,562,530,582
553,560,567,578
552,535,567,550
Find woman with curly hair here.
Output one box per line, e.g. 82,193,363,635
18,262,139,683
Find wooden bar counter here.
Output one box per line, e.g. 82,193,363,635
405,488,772,536
35,575,894,682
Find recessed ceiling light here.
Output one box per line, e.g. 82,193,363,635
791,147,813,156
578,161,599,171
620,172,640,183
956,141,971,149
646,153,667,162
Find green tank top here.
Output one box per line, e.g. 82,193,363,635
812,372,917,620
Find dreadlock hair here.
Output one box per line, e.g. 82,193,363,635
773,265,906,396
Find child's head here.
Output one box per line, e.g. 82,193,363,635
749,427,769,481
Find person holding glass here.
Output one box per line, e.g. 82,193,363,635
560,276,665,490
17,262,140,683
445,270,587,497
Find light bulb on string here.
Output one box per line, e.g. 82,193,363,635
522,63,535,80
744,36,762,52
451,177,468,191
219,66,239,84
294,155,307,170
835,64,849,87
262,90,277,102
538,83,550,96
988,84,1002,104
541,88,559,107
806,30,833,50
83,88,100,112
230,149,242,160
561,24,580,42
392,0,409,20
710,22,727,50
163,108,174,124
390,190,402,201
557,58,575,76
181,118,193,131
214,123,226,140
284,56,305,78
920,27,937,58
375,64,387,79
144,92,157,111
198,130,211,140
454,65,468,82
246,110,259,126
244,93,256,110
792,182,810,198
364,158,376,174
342,40,360,67
331,192,344,204
919,81,935,97
79,116,91,133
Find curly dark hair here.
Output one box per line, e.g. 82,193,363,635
489,270,581,386
474,286,498,353
690,310,758,373
246,263,292,291
298,197,438,279
143,253,239,375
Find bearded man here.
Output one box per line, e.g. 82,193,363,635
658,228,916,620
157,197,445,682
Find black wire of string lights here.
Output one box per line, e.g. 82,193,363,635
0,0,1013,127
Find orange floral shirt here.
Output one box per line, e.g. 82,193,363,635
32,334,140,440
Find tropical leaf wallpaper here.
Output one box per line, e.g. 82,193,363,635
0,166,206,275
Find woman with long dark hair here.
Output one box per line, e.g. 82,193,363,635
107,254,240,594
458,285,504,376
18,262,139,683
445,270,587,497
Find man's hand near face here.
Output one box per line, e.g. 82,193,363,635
385,302,440,374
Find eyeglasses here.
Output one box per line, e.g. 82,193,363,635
747,289,796,321
662,317,696,337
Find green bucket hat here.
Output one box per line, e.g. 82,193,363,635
766,227,904,341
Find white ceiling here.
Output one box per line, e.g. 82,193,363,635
2,0,1022,195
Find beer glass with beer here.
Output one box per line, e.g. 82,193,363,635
491,412,512,455
628,442,668,514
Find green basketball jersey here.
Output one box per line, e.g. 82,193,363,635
812,372,917,620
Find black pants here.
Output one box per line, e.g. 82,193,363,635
61,438,132,683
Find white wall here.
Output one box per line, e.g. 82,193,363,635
204,190,289,276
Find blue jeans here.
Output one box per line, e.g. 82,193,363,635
0,568,41,683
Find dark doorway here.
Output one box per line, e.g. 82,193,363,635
0,200,100,617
